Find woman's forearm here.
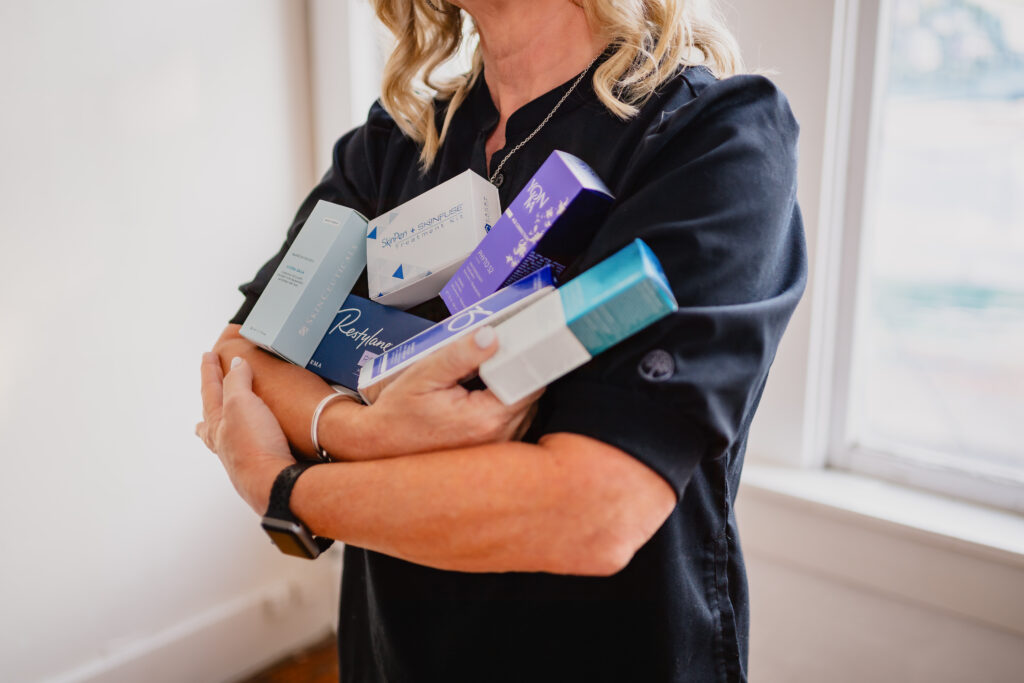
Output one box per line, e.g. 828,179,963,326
213,323,539,462
213,325,377,460
287,432,676,576
199,342,676,576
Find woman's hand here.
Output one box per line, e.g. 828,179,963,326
197,352,294,514
350,327,543,458
204,324,542,464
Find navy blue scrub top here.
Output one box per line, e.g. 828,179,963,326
230,61,806,683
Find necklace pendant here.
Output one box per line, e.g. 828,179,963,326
483,54,599,195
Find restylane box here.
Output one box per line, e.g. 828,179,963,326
357,266,556,402
306,295,432,392
440,151,613,314
240,200,367,367
479,239,678,405
367,169,499,310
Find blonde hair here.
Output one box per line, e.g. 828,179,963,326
372,0,743,170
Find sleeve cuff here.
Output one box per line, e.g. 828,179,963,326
228,294,257,326
532,380,711,500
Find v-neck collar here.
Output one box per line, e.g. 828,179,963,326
463,48,609,141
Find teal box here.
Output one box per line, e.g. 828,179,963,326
240,201,368,366
557,239,678,354
479,239,678,405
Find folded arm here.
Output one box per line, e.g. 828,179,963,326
290,431,675,575
212,325,362,459
212,323,540,462
198,353,675,576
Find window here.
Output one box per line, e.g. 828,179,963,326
832,0,1024,510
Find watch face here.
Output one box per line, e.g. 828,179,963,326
261,518,319,559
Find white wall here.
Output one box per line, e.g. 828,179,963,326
308,0,387,173
0,2,340,681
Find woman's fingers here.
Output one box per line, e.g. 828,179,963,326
198,352,227,453
400,327,500,392
222,355,253,400
218,355,294,462
200,351,224,425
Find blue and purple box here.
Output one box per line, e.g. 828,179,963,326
439,151,613,314
306,295,432,391
358,266,556,401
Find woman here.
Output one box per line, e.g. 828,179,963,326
197,0,805,680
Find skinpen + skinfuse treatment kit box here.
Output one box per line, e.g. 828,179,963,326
357,266,556,401
240,200,368,367
306,295,432,391
367,169,500,310
479,239,678,405
440,151,613,314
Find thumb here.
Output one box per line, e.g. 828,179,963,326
222,355,254,398
402,326,500,392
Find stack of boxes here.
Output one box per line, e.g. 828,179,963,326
240,151,677,401
441,151,613,313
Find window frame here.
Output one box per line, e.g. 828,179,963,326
820,0,1024,513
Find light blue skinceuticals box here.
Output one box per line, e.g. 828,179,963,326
241,200,368,367
479,239,678,405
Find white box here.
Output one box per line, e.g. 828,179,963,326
366,170,499,309
357,267,555,402
480,239,678,405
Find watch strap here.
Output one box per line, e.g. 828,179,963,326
265,463,333,554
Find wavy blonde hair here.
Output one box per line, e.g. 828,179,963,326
372,0,743,170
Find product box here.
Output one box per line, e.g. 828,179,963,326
439,151,613,314
358,266,556,402
479,239,678,405
367,169,500,310
306,295,433,391
241,201,368,367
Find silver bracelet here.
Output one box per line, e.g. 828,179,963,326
310,387,358,462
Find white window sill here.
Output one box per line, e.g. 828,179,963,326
738,463,1024,637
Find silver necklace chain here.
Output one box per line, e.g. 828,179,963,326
488,55,599,186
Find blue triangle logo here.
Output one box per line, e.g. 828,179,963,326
392,265,404,279
367,227,377,239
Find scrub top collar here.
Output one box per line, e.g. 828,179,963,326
464,45,612,142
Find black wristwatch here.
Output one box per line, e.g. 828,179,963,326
261,463,334,559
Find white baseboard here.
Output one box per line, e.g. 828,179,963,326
44,550,343,683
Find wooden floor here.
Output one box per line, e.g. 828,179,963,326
240,634,338,683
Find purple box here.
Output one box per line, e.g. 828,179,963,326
439,151,613,314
